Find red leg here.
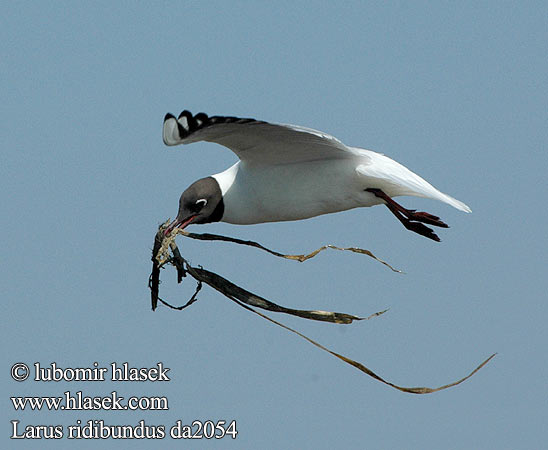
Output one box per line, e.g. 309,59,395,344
366,188,449,242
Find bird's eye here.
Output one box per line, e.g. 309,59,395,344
195,198,207,209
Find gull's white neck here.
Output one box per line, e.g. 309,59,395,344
211,162,239,196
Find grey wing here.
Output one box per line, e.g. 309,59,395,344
162,110,356,165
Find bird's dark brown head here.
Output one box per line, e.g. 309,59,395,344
164,177,224,235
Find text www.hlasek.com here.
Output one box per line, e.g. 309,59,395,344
11,391,168,411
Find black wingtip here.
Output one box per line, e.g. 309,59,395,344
163,109,261,144
178,110,192,121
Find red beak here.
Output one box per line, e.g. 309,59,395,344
164,215,197,236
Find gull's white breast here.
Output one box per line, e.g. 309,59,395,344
213,158,380,225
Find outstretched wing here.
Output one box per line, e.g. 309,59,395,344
163,110,355,165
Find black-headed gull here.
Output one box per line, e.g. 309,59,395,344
163,110,471,242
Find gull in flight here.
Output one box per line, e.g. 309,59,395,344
163,110,471,242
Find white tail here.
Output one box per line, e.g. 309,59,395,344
355,150,471,213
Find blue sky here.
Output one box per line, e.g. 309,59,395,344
2,1,547,448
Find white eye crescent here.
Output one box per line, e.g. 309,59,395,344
196,199,207,208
